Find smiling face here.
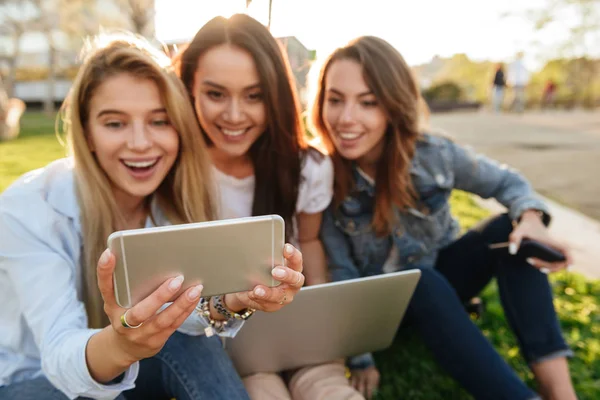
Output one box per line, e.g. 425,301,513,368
322,58,388,166
192,44,267,162
86,73,179,205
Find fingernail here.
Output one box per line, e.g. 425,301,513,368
255,287,266,297
188,284,203,300
540,268,550,275
509,243,518,255
526,258,535,266
169,275,184,291
99,249,111,265
273,267,286,279
284,244,294,255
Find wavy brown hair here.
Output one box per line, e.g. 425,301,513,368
173,14,306,239
311,36,428,235
60,33,215,328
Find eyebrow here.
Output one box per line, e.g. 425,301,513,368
327,88,374,97
96,108,167,118
202,80,261,91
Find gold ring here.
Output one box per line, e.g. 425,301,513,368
120,310,144,329
294,272,303,286
279,291,287,305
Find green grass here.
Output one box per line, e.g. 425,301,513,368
2,113,599,399
0,112,66,192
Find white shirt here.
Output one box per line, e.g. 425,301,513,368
212,151,334,244
507,59,530,87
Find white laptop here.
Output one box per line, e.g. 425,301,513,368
225,270,421,376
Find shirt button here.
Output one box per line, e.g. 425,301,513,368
395,228,403,237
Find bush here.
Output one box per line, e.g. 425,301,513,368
422,82,464,103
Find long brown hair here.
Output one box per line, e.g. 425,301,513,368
60,33,215,328
311,36,428,235
173,14,306,239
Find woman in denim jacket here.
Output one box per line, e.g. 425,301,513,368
312,36,576,400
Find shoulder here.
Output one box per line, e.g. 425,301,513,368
296,146,334,214
0,158,80,240
301,146,334,182
414,131,456,159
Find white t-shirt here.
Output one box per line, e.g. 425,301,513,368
212,150,334,244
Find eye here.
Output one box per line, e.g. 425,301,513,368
104,121,125,129
207,90,224,100
326,97,342,105
247,92,263,102
361,100,378,107
151,119,170,127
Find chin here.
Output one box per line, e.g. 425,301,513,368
338,149,366,161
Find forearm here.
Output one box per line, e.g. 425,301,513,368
86,327,136,384
298,238,329,286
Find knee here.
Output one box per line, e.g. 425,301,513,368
471,213,513,244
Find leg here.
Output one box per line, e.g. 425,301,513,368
480,216,575,399
401,214,542,399
243,373,291,400
288,361,364,400
0,377,70,400
442,214,574,398
126,331,250,400
0,377,128,400
404,268,537,400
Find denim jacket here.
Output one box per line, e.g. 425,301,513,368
319,133,550,369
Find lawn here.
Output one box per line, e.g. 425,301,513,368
2,113,599,399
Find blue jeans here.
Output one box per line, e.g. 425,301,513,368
0,332,250,400
405,214,571,399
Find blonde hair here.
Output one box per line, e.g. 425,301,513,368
310,36,429,235
59,33,215,328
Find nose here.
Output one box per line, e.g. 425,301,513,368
128,120,152,151
223,98,245,124
339,102,356,124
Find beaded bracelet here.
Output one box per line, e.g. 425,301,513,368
195,296,228,337
213,295,256,320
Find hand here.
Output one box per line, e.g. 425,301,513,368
509,210,573,274
96,249,203,364
350,366,380,399
225,243,305,313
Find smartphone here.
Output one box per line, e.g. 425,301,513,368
488,238,566,263
108,215,285,308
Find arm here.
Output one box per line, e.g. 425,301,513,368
448,139,550,224
0,205,138,399
297,211,329,286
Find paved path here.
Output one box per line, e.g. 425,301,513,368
430,110,600,279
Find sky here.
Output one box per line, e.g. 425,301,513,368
154,0,571,69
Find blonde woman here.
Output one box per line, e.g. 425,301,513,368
0,33,305,399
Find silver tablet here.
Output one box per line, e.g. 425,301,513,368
108,215,284,308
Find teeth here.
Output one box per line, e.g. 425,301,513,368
123,159,158,168
222,128,246,137
339,132,362,140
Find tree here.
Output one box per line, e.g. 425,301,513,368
511,0,600,106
